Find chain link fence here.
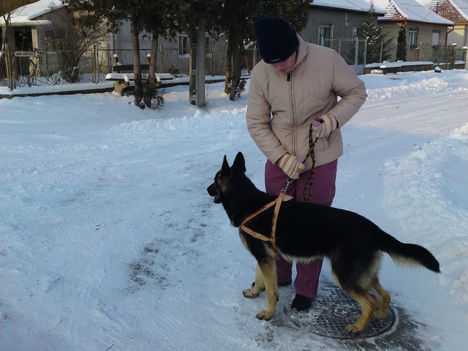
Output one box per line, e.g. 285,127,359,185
0,47,230,89
1,42,466,89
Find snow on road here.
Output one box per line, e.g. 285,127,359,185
0,70,467,350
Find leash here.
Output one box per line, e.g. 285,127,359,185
303,122,321,201
240,122,320,249
240,191,292,251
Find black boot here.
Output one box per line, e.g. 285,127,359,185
291,294,312,311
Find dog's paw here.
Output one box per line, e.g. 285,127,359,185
256,309,275,320
243,288,261,298
344,323,364,334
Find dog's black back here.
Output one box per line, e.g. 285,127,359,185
208,152,439,275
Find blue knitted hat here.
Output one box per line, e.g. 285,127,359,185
254,17,299,64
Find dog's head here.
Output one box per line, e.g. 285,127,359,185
207,152,246,204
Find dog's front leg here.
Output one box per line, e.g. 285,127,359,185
243,264,265,298
255,259,278,320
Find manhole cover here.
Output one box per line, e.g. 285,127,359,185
308,287,397,339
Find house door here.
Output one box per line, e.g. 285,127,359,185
14,28,33,76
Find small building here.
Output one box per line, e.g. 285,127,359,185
373,0,454,61
1,0,68,76
417,0,468,48
301,0,386,67
0,0,65,51
303,0,386,44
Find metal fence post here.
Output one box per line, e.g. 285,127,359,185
450,43,457,69
354,38,359,65
465,46,468,70
92,45,98,83
379,38,383,63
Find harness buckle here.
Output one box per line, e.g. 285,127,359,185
282,178,294,193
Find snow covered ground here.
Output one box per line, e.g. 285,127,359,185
0,69,467,351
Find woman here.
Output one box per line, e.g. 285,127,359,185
246,17,367,311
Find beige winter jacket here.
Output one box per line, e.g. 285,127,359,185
246,35,367,170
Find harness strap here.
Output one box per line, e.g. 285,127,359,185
240,191,289,251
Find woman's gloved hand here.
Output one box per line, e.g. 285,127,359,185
312,114,337,139
277,153,305,180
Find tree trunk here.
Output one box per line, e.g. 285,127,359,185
3,19,16,91
229,41,242,101
224,31,233,94
195,20,206,107
130,19,143,108
144,32,159,108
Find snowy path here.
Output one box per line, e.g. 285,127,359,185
0,71,467,350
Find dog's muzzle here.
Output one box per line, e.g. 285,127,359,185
207,183,221,203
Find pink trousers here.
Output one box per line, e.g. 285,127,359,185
265,159,337,298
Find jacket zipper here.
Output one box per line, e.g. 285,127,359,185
288,72,297,156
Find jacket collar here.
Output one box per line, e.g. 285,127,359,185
290,35,309,72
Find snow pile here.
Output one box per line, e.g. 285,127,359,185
366,70,468,102
383,125,468,303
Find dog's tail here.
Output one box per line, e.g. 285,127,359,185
378,230,440,273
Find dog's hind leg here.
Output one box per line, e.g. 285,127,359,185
243,264,265,298
343,289,376,334
370,276,391,320
332,271,375,334
255,259,278,320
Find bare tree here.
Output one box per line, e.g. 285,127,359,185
44,7,107,82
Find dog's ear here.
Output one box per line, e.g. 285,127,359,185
220,155,230,176
232,152,246,173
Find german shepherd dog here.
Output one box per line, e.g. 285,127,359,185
207,152,440,334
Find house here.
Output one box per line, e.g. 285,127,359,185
301,0,386,66
113,1,386,75
417,0,468,48
0,0,69,76
111,22,227,76
372,0,454,61
0,0,65,51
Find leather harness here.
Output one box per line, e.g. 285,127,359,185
239,191,292,251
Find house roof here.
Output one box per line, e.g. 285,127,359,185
0,0,64,25
310,0,386,14
449,0,468,18
373,0,455,24
416,0,468,21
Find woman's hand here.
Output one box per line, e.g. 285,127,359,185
312,115,337,139
277,154,305,180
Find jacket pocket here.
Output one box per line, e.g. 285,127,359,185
316,137,329,151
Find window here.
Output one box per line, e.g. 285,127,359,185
409,28,419,48
432,30,440,46
353,27,362,41
318,25,332,47
178,34,188,56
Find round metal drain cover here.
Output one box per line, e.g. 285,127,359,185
309,287,397,339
